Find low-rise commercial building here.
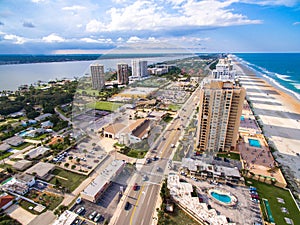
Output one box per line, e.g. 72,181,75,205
25,162,55,181
181,158,242,183
81,160,125,203
52,210,78,225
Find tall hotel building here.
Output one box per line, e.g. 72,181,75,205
132,60,148,78
212,58,236,80
196,80,245,153
90,64,105,90
117,63,129,85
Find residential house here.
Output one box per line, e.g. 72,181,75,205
0,193,14,210
4,136,24,147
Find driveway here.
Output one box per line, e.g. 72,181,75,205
5,204,37,225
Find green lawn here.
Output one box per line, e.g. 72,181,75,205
87,101,123,112
245,178,300,225
217,152,241,161
127,149,147,159
27,133,48,140
0,151,13,160
50,168,87,192
162,204,199,225
13,142,32,150
26,189,63,211
19,200,40,215
168,104,181,111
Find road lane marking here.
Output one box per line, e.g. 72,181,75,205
129,184,145,225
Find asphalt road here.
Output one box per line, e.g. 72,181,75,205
114,87,201,225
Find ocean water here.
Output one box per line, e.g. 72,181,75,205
234,53,300,101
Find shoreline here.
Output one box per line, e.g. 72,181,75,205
234,60,300,199
234,56,300,102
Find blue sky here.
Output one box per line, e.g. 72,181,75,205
0,0,300,54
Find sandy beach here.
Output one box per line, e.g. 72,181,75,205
234,62,300,197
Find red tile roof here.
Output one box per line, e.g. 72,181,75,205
0,194,14,209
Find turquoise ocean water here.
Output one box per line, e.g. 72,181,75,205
234,53,300,101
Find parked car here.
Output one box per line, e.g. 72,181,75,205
88,211,97,220
94,213,103,222
76,206,85,215
142,175,148,181
133,183,138,191
75,197,81,204
124,201,131,210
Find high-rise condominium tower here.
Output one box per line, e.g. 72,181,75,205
91,64,105,90
117,63,129,85
132,60,148,78
212,57,236,81
196,80,245,153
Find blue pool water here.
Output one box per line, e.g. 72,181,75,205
263,199,275,223
248,139,261,148
211,192,231,204
241,115,245,121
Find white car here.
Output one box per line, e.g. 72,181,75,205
75,197,81,204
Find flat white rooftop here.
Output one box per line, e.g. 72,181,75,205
52,210,77,225
82,159,125,199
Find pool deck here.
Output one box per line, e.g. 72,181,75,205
208,189,237,206
185,176,262,225
237,101,287,187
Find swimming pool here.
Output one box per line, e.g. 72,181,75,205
263,199,275,223
208,189,237,206
211,191,231,203
248,138,261,148
241,115,245,121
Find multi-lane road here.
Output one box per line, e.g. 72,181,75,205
114,87,201,225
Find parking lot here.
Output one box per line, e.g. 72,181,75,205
71,165,134,223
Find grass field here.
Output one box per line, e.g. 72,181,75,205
19,200,40,215
217,152,241,161
168,104,181,111
87,101,123,112
0,151,13,160
50,168,86,192
245,178,300,225
127,149,147,159
13,142,32,150
164,204,199,225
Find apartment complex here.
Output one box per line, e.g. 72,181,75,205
212,58,236,81
117,63,129,85
91,64,105,90
196,80,245,152
132,59,148,78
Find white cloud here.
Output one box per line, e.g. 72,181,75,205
62,5,86,11
240,0,299,7
112,0,128,3
42,33,65,43
31,0,46,3
86,0,261,33
80,37,113,44
117,37,124,42
3,34,26,44
86,19,106,32
293,21,300,25
127,36,142,43
80,37,100,43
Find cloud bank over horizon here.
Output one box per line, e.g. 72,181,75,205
0,0,299,53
